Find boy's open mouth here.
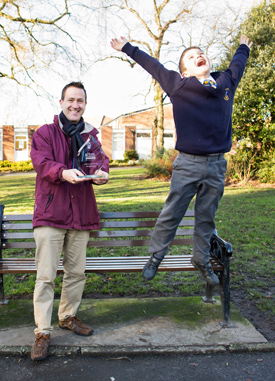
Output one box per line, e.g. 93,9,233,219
197,57,206,67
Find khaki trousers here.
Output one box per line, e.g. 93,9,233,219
33,226,90,334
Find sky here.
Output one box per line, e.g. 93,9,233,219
1,57,150,126
0,0,261,127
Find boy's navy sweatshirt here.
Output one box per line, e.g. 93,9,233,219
122,43,250,155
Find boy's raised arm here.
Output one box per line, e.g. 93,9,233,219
110,36,182,96
224,35,253,87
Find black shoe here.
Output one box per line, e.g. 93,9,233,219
191,257,219,286
142,255,162,280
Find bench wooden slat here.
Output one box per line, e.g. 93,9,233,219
0,255,223,274
98,211,195,218
86,238,194,248
2,220,194,231
100,219,194,228
2,222,159,230
2,228,194,241
1,223,33,230
2,215,33,222
2,242,36,249
90,228,194,238
2,233,34,239
3,238,194,249
2,210,195,222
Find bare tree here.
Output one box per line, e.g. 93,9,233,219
100,0,254,154
0,0,95,95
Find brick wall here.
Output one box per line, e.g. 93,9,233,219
2,125,14,161
101,126,112,159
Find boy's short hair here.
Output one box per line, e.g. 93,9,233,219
61,81,87,101
179,46,201,75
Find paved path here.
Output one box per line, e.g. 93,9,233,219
1,297,274,357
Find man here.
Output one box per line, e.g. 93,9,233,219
30,82,109,361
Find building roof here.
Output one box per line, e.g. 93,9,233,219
101,103,172,126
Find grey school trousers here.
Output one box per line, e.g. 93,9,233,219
33,226,90,334
148,152,227,264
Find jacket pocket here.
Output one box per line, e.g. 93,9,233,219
45,194,53,212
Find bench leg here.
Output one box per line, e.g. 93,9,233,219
0,274,8,305
202,283,216,303
219,256,235,328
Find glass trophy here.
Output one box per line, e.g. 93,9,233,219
77,134,106,178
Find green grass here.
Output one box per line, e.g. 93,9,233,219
0,297,247,330
1,168,275,318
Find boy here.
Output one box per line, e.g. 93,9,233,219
110,36,252,285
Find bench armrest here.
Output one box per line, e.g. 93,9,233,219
210,233,233,264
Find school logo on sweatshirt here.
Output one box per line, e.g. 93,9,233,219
224,88,229,101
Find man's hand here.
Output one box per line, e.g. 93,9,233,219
110,37,128,51
62,169,92,184
240,35,253,49
92,170,109,185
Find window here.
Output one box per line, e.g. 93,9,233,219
15,135,27,151
164,133,173,138
137,132,151,138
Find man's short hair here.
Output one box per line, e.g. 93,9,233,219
179,46,201,75
61,81,87,102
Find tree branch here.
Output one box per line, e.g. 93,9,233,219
99,55,136,68
123,0,158,41
0,0,69,25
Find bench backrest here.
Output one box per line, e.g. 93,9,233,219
0,206,195,251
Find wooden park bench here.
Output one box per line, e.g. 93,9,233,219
0,204,233,327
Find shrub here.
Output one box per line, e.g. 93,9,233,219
0,160,13,168
0,160,33,172
257,151,275,183
225,138,275,184
123,150,139,161
144,148,178,179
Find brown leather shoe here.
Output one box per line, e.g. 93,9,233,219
31,333,50,361
59,316,93,336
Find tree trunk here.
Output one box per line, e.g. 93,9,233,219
153,80,165,156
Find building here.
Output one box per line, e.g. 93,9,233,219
100,103,175,160
0,125,40,162
0,103,176,162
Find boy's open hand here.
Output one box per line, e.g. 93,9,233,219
240,35,253,49
110,37,128,51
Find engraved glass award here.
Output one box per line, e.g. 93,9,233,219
77,134,106,178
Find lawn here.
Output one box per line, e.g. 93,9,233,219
1,167,275,319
